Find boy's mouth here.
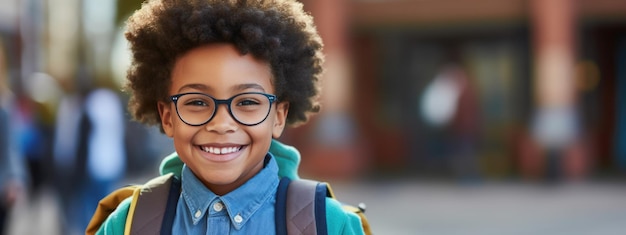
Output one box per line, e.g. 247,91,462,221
199,145,244,155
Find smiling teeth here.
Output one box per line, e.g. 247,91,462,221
202,146,240,155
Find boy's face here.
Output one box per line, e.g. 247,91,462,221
158,43,288,195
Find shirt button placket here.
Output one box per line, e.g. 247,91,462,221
213,202,224,212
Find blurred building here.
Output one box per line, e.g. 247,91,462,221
285,0,626,182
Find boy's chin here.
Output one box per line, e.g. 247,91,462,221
197,170,245,192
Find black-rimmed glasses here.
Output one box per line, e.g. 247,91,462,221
169,92,277,126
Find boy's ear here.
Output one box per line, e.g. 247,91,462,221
158,101,175,137
272,101,289,138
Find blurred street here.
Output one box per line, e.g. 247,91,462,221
331,180,626,235
6,179,626,235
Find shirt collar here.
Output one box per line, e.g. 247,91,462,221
181,153,280,229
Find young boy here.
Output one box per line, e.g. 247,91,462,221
91,0,365,234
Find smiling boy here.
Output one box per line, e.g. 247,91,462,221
90,0,365,234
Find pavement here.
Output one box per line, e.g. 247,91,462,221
330,180,626,235
6,179,626,235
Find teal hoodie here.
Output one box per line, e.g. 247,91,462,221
96,140,364,235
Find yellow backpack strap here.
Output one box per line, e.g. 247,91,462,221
86,185,136,235
341,204,372,235
124,173,178,235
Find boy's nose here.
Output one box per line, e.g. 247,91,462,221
205,104,238,133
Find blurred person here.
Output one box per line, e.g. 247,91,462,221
0,92,17,235
421,63,481,180
11,92,50,195
81,88,127,233
0,42,25,235
88,0,367,234
52,86,127,235
9,77,56,201
51,86,86,235
446,65,481,181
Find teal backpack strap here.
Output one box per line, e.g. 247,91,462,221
128,173,181,235
276,178,329,235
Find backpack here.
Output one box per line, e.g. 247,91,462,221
86,173,371,235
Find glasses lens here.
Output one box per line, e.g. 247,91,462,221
230,93,272,125
175,93,215,125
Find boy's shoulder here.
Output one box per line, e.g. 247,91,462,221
91,176,367,235
88,173,178,235
94,195,131,235
326,197,367,235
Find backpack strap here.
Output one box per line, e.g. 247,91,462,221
86,186,136,235
160,176,181,235
275,177,329,235
125,173,181,235
275,178,290,235
342,204,372,235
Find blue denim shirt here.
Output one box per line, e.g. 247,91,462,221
172,154,279,234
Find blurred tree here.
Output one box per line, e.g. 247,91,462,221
115,0,144,26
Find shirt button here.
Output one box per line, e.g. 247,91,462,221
234,214,243,223
213,202,224,212
194,210,201,218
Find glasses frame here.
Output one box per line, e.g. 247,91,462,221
169,92,277,127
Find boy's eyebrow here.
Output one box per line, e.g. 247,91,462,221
232,83,266,92
176,83,266,93
177,83,209,92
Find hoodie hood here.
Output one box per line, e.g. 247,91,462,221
159,139,301,180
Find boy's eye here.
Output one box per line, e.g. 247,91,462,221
237,99,261,106
185,100,209,106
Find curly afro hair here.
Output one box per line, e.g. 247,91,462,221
124,0,324,130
